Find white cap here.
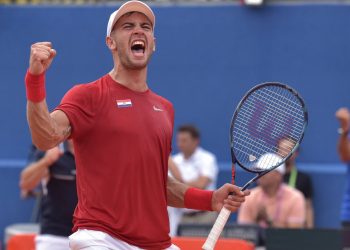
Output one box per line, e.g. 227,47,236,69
106,0,155,37
256,153,286,175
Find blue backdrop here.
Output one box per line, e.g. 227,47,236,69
0,4,350,162
0,3,350,239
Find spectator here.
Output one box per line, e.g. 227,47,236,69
19,141,76,250
168,125,218,236
277,137,314,228
238,153,305,228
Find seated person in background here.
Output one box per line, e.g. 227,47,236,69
168,125,218,236
278,137,314,228
238,153,305,228
19,140,76,250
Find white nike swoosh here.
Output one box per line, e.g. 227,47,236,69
153,105,163,112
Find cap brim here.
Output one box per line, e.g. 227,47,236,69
107,1,155,37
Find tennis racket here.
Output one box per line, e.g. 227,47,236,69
202,82,308,250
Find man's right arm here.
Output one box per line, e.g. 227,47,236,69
26,42,71,150
27,101,71,150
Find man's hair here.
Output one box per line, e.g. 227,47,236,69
177,124,200,139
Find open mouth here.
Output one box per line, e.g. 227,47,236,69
131,40,145,57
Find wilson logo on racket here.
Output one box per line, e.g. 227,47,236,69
248,100,295,143
116,99,132,108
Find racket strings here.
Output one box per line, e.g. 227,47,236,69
233,126,279,156
264,87,305,136
238,90,305,137
250,89,304,129
231,85,306,172
233,103,301,158
264,87,305,119
235,109,303,145
247,97,304,141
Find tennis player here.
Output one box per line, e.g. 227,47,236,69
24,1,250,249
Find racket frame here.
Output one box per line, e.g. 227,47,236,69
202,82,308,250
230,82,308,190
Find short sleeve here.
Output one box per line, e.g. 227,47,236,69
54,84,98,139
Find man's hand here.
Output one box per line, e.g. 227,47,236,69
211,183,250,212
29,42,57,75
336,107,350,132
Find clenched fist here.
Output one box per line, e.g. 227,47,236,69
29,42,56,75
211,184,250,212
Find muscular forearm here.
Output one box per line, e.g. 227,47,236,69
27,101,70,150
26,42,70,150
167,176,188,207
19,157,51,191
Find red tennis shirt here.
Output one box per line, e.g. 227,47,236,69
55,74,174,249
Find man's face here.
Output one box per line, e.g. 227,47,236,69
176,132,199,156
110,12,155,69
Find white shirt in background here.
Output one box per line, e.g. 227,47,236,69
168,147,219,236
172,147,218,190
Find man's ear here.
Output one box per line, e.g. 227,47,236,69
106,36,117,50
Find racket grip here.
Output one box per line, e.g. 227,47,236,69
202,207,231,250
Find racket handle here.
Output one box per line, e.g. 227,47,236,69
202,207,231,250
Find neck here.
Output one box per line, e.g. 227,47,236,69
263,183,281,197
109,63,148,92
183,148,196,160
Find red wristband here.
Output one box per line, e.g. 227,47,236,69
184,187,213,211
25,70,46,102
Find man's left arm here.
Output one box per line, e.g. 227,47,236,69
167,176,250,212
